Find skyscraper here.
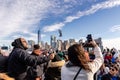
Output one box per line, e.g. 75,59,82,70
38,29,41,44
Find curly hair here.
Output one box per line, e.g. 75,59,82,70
68,44,91,71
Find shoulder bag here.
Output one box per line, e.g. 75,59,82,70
73,67,82,80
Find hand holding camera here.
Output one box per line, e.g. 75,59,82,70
89,39,98,47
84,34,97,47
87,34,98,47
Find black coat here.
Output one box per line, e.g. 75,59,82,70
26,53,47,80
0,54,8,72
101,73,120,80
44,54,62,80
8,48,50,80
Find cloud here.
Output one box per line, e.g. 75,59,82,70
102,37,120,50
11,30,46,42
43,0,120,32
65,0,120,23
43,23,65,32
1,0,83,39
110,25,120,32
65,16,80,23
49,0,83,15
0,0,55,39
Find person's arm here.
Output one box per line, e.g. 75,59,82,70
18,49,54,66
88,41,104,73
0,73,15,80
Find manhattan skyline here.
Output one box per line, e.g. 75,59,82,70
0,0,120,50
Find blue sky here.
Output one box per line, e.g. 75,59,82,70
0,0,120,50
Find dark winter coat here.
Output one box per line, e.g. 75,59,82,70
7,38,50,80
26,53,47,80
44,54,64,80
0,54,8,72
101,73,120,80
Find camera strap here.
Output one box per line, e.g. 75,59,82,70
73,67,82,80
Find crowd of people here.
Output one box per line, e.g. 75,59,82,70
96,47,120,80
0,37,120,80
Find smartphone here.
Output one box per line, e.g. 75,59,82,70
86,34,92,42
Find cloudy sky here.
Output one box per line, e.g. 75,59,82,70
0,0,120,50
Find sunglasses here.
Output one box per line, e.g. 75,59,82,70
110,68,115,71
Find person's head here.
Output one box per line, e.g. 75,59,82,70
58,51,64,60
68,44,91,71
109,65,119,76
33,44,42,56
12,38,28,50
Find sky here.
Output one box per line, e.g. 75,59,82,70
0,0,120,50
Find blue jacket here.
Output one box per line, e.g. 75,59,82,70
101,73,120,80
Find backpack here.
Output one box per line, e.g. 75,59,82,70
0,54,8,73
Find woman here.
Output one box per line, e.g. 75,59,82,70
61,40,104,80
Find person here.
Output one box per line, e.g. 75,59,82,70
7,38,55,80
26,44,46,80
101,65,120,80
0,49,8,73
61,39,104,80
44,50,65,80
96,63,109,80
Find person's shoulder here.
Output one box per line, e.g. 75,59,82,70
101,73,111,79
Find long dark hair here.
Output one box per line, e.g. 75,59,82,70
67,44,91,71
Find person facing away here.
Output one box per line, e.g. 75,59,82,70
7,38,55,80
26,44,47,80
61,39,104,80
0,49,8,73
101,65,120,80
44,50,65,80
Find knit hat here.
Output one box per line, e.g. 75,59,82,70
33,44,40,50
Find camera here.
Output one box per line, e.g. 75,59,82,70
84,34,95,60
86,34,92,43
83,34,93,47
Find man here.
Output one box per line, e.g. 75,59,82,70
101,65,120,80
7,38,54,80
26,44,48,80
